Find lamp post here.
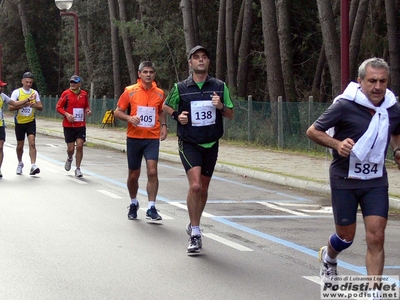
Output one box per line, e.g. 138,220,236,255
55,0,79,76
340,0,350,92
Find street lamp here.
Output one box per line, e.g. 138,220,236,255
55,0,79,75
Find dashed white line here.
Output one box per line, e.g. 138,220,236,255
303,276,322,285
97,190,122,198
203,233,253,251
168,202,214,217
258,201,308,216
67,177,87,184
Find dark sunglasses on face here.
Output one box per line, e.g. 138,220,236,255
70,81,78,84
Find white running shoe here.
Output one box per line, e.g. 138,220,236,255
319,246,338,282
65,158,73,171
16,162,24,175
75,168,83,178
30,165,40,175
187,235,202,253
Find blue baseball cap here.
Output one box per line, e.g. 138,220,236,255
70,75,81,83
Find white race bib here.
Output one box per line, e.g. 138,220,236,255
137,106,156,128
73,108,84,122
190,100,216,127
19,107,32,116
347,152,383,180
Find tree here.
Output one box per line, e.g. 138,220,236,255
316,0,341,96
118,0,137,84
180,0,197,54
16,0,47,95
225,0,236,88
236,0,252,97
349,0,369,81
216,0,226,80
260,0,285,103
107,0,122,98
385,0,400,95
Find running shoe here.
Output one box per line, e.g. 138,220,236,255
0,169,2,178
75,168,83,178
187,235,202,253
16,162,24,175
127,202,139,220
319,246,338,281
65,158,73,171
30,165,40,175
146,206,162,221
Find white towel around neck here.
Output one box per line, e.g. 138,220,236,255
333,82,397,163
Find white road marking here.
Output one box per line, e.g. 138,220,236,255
274,202,321,208
97,190,122,199
203,233,253,251
67,177,87,184
168,202,214,218
45,144,58,148
258,201,308,216
303,276,322,285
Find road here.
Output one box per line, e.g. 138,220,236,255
1,130,399,300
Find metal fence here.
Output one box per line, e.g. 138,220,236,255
39,95,330,153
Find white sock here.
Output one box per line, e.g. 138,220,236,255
130,198,138,205
324,253,337,264
191,226,201,236
148,201,155,209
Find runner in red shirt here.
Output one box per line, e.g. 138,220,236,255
56,75,91,177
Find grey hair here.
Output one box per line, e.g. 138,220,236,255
138,61,156,72
358,57,389,79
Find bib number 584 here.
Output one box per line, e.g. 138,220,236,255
354,162,378,175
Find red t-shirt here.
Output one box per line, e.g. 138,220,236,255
56,89,90,127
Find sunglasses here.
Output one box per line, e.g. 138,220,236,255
70,81,78,84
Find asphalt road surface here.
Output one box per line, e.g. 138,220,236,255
1,130,399,300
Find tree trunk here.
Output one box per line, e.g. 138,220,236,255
316,0,341,96
216,0,226,80
80,6,94,82
260,0,286,136
234,0,245,57
107,0,122,98
180,0,196,54
385,0,400,95
226,0,236,88
118,0,137,84
349,0,369,81
276,0,295,102
277,0,299,135
17,0,47,94
191,0,200,45
260,0,285,102
236,0,252,97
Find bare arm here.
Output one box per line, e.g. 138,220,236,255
211,92,234,120
114,106,140,126
159,110,167,141
390,134,400,168
162,103,189,125
7,99,29,109
306,124,354,157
